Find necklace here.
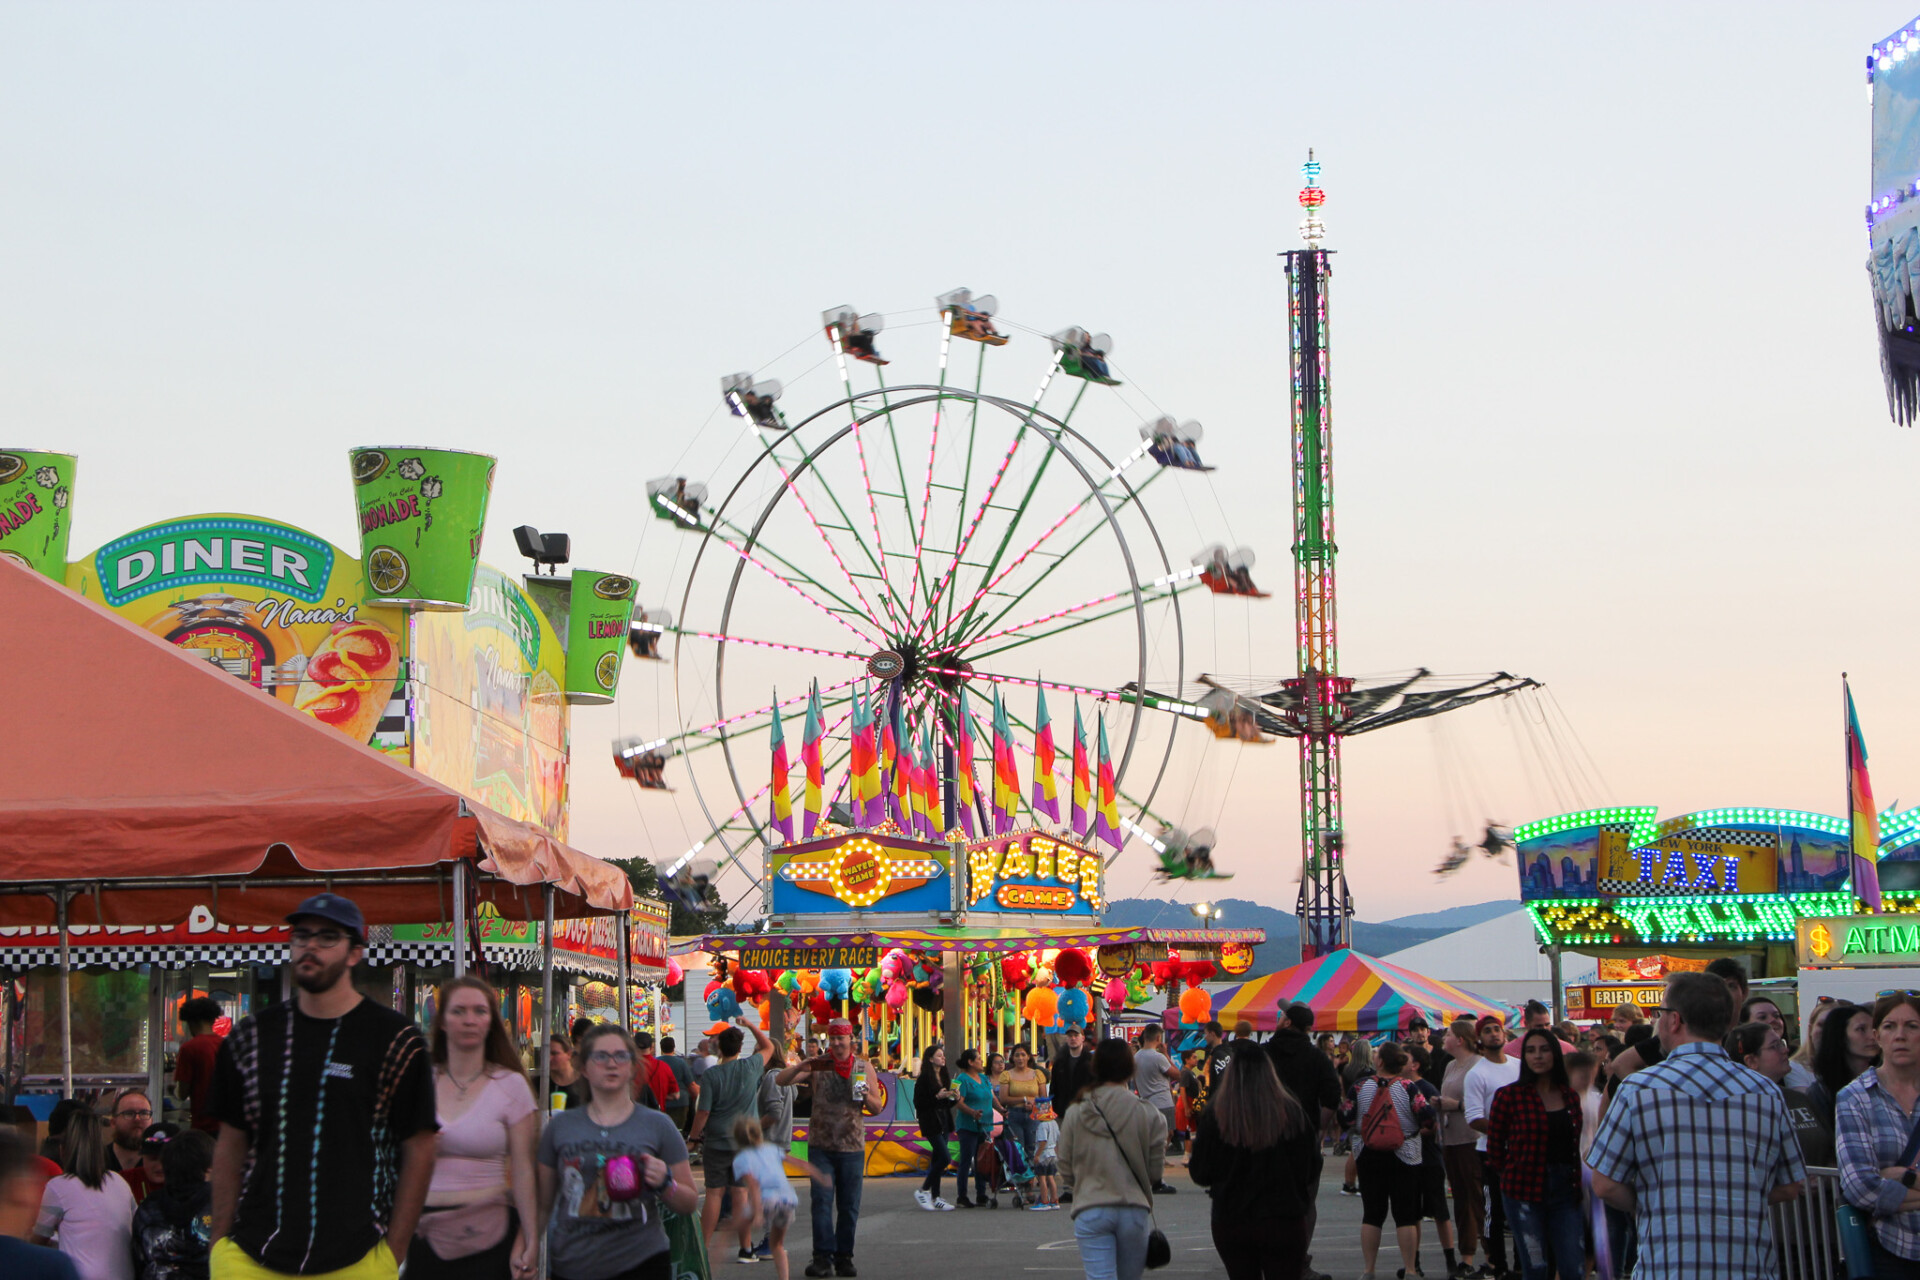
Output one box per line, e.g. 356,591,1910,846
446,1063,488,1093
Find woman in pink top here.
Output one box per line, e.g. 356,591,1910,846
410,976,540,1280
33,1109,136,1280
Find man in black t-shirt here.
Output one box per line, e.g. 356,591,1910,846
209,894,438,1278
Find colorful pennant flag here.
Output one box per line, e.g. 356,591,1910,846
889,691,913,830
954,689,978,838
1032,685,1060,822
768,694,795,843
914,720,940,840
1070,699,1092,839
801,681,825,838
992,690,1021,835
848,681,877,830
1848,678,1884,912
1092,709,1122,852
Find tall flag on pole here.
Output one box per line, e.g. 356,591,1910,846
954,689,978,838
914,720,940,840
801,681,825,838
1092,709,1123,852
889,692,913,829
1032,685,1060,822
768,694,795,843
875,683,898,826
992,690,1020,835
1070,699,1092,839
848,680,880,828
1847,677,1884,912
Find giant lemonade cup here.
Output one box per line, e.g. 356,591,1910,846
564,568,636,704
0,450,76,581
349,446,494,609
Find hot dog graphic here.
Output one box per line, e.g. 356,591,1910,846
292,619,400,742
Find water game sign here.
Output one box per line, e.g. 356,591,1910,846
965,829,1105,916
1798,915,1920,967
770,831,951,915
68,513,407,751
736,945,880,970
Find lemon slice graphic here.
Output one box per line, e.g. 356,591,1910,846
595,649,620,689
594,574,635,600
352,450,390,486
0,455,24,485
367,546,409,595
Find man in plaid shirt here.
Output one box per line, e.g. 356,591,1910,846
1587,971,1806,1279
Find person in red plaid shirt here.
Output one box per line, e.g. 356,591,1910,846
1485,1030,1583,1280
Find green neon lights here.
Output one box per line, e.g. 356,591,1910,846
1656,808,1847,838
1513,806,1657,845
1525,890,1902,948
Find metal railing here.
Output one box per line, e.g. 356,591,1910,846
1773,1167,1846,1280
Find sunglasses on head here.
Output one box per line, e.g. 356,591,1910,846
1879,990,1920,999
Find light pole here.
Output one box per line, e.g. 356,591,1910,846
1190,902,1223,931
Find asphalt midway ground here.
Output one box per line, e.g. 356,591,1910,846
747,1153,1407,1279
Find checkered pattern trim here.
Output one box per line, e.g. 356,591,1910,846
362,942,546,972
0,943,291,971
1679,827,1776,847
1597,878,1642,896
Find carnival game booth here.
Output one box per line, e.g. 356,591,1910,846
0,544,648,1104
1207,949,1507,1034
1512,804,1920,1020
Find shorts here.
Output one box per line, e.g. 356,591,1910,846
213,1238,397,1280
1421,1160,1450,1223
704,1155,745,1191
1358,1148,1424,1229
764,1201,796,1232
1031,1158,1057,1177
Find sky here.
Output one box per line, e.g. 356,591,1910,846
7,4,1920,925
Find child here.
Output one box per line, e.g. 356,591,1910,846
1027,1097,1061,1211
1566,1050,1604,1161
131,1129,212,1280
731,1114,814,1280
0,1128,76,1280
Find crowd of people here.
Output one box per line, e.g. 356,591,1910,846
16,905,1920,1280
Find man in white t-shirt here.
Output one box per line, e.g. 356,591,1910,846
1463,1015,1521,1279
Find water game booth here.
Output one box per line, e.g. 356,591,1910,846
1515,804,1920,1026
0,446,673,1109
695,819,1264,1170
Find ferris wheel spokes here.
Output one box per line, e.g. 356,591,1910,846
957,567,1204,661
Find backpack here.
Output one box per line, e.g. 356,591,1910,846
1361,1081,1406,1151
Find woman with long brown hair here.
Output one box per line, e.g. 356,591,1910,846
33,1105,137,1280
1190,1043,1318,1280
411,975,540,1280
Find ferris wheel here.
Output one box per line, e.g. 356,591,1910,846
615,290,1263,914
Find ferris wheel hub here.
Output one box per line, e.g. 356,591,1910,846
866,650,906,681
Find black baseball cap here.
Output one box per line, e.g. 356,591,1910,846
286,893,366,942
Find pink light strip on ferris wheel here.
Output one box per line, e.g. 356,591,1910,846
935,439,1155,635
829,324,906,633
735,393,889,635
618,676,861,758
658,494,879,648
932,564,1203,656
635,621,867,664
905,324,952,618
665,702,856,876
923,666,1118,702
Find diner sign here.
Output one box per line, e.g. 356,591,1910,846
736,945,880,970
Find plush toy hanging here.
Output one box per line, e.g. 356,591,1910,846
1056,986,1091,1028
1001,953,1033,989
706,985,742,1023
776,970,801,996
1053,948,1092,990
1179,985,1212,1027
1104,976,1128,1013
820,968,852,1001
1125,970,1152,1005
665,957,684,987
1183,960,1216,987
1023,985,1059,1028
796,970,822,995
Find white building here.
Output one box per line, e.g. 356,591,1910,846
1378,906,1595,1011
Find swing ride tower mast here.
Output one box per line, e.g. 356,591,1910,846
1285,152,1353,961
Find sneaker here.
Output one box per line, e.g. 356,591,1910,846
956,1193,976,1208
834,1259,857,1278
1152,1181,1176,1194
804,1259,834,1279
914,1189,934,1211
754,1240,773,1259
737,1249,758,1264
933,1197,955,1211
1341,1183,1361,1196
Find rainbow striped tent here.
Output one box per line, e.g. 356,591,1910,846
1210,949,1508,1033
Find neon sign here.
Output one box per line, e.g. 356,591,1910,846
967,830,1105,914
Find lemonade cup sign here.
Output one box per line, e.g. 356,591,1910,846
350,447,494,610
564,569,636,704
0,450,76,581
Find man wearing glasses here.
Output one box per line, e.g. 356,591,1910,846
208,894,439,1280
1587,971,1805,1280
106,1089,156,1201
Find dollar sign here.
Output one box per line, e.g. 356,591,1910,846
1810,923,1832,957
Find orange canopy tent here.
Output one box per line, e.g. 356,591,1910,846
0,555,633,926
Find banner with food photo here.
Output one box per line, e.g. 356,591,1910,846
411,564,571,839
67,513,408,754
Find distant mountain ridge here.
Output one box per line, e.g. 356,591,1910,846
1099,897,1523,978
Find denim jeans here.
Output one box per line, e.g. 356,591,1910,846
921,1131,951,1197
1502,1164,1584,1280
808,1149,864,1260
1073,1205,1152,1280
1003,1107,1038,1163
956,1129,991,1198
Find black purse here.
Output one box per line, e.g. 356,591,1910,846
1091,1095,1172,1270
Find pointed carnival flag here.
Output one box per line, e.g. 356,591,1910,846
890,692,913,830
801,681,826,838
1032,685,1061,822
914,720,940,840
873,683,896,826
992,690,1021,835
1847,677,1884,912
1071,698,1093,839
847,681,876,829
954,688,978,838
1092,709,1123,852
768,694,795,843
